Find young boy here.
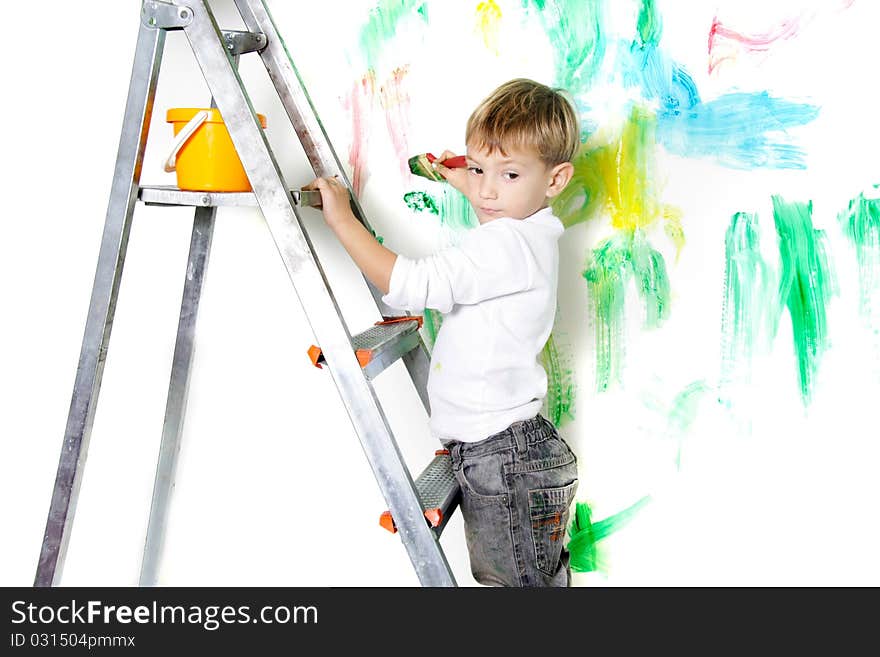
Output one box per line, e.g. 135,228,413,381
306,78,580,587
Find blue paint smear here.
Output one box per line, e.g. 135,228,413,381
618,41,820,170
621,42,700,116
572,98,598,140
657,92,820,170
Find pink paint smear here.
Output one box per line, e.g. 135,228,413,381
378,66,414,181
343,67,416,195
708,0,855,74
343,72,376,197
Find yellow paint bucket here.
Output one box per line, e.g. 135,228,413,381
164,107,267,192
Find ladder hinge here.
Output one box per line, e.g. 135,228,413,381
222,30,267,56
142,1,193,30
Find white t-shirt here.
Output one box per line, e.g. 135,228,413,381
381,206,564,442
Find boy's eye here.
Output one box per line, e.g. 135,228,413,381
468,166,483,175
504,171,519,180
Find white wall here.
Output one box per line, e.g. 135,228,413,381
4,0,879,587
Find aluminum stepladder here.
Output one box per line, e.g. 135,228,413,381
35,0,460,587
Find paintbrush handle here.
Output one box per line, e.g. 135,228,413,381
426,153,467,168
439,155,467,168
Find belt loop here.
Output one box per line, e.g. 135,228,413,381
449,442,462,470
512,422,528,455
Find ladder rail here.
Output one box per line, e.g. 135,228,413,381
182,0,456,586
139,205,216,586
234,0,433,412
34,20,166,587
234,0,347,181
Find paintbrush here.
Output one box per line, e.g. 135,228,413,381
408,152,468,182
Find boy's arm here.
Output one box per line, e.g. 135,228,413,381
329,212,397,295
304,175,532,314
305,176,396,295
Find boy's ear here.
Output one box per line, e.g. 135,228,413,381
546,162,574,198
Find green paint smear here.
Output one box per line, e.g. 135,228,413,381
719,211,776,403
358,0,429,71
550,143,602,230
439,186,479,231
567,496,652,573
668,381,710,432
772,195,837,405
837,188,880,331
403,191,439,215
522,0,606,94
667,380,710,470
551,104,682,255
405,190,474,337
583,230,670,391
636,0,662,47
541,334,576,427
422,308,443,349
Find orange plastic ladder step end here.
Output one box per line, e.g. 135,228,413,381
307,345,323,369
380,510,397,534
309,345,372,369
355,349,373,368
424,508,443,528
376,315,424,329
380,508,443,533
380,450,452,534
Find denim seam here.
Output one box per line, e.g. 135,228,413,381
510,454,575,474
529,483,576,509
459,445,513,460
524,432,552,445
504,470,526,587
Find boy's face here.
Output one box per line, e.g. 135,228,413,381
463,142,573,224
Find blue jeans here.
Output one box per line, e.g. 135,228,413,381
442,414,579,587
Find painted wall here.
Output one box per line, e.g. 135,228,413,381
4,0,879,586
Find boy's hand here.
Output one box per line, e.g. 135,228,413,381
432,150,468,193
303,176,355,228
303,177,396,295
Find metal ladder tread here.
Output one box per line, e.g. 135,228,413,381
380,450,460,537
308,316,424,381
138,184,322,208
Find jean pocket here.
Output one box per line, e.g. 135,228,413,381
510,437,576,474
457,451,508,501
528,480,578,576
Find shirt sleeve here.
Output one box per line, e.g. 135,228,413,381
381,221,535,313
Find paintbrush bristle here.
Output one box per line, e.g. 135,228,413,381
408,153,444,182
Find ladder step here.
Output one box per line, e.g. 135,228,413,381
380,450,461,537
138,184,322,208
308,316,423,381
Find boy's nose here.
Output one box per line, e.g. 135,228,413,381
478,178,497,199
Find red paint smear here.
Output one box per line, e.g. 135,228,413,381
708,0,856,75
343,72,375,197
378,66,414,181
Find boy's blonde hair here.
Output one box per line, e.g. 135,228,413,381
466,78,580,166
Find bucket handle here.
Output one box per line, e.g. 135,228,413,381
163,110,210,173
